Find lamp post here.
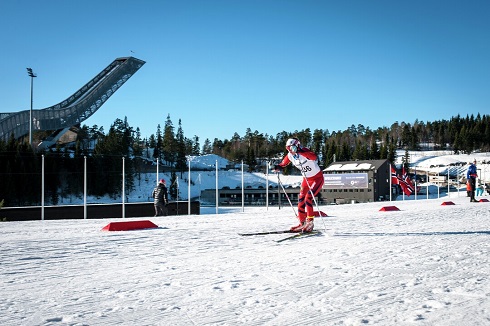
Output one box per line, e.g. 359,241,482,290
26,67,37,145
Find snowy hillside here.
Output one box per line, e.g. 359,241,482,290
395,150,490,179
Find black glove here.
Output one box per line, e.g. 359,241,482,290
272,164,283,172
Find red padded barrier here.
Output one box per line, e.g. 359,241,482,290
441,201,455,205
379,206,400,211
101,220,159,231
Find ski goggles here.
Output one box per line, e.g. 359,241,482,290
287,145,298,153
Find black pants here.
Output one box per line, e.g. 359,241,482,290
468,177,476,201
154,202,168,216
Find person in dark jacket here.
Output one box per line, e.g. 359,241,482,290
466,160,478,202
152,179,168,216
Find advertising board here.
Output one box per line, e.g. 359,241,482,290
323,173,369,189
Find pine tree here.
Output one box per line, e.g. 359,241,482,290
369,136,379,159
325,141,337,166
175,119,188,178
133,127,143,157
192,135,200,155
202,138,212,154
387,137,397,163
162,114,176,166
402,149,410,171
169,171,178,200
246,147,257,172
312,129,324,155
153,124,162,161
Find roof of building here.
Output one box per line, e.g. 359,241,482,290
324,159,390,172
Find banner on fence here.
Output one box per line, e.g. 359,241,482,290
323,173,369,189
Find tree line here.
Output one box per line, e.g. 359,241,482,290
0,113,488,207
212,113,490,168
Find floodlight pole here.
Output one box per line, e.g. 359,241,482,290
26,68,37,146
187,156,191,215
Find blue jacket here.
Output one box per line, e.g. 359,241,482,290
467,163,477,179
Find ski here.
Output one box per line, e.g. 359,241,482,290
239,230,294,236
276,230,321,243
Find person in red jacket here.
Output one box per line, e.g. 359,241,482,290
272,138,324,232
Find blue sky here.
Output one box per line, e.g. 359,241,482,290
1,0,489,144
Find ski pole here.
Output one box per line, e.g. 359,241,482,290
298,159,328,231
277,173,298,218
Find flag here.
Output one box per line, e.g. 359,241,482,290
399,167,415,196
391,166,399,185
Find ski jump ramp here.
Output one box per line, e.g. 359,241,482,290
0,56,145,145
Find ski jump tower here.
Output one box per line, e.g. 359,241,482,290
0,56,145,148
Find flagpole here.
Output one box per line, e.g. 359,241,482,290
426,170,429,200
402,170,405,200
414,167,417,201
389,164,392,201
391,164,400,202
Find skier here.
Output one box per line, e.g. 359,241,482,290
272,138,324,232
152,179,169,216
467,160,478,202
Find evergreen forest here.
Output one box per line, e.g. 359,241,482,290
1,113,489,207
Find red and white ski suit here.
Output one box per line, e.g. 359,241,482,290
277,147,324,222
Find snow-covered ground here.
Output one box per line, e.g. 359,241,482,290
1,194,489,325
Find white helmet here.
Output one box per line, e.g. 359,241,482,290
286,138,300,153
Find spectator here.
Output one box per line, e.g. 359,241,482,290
152,179,168,216
466,160,478,202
